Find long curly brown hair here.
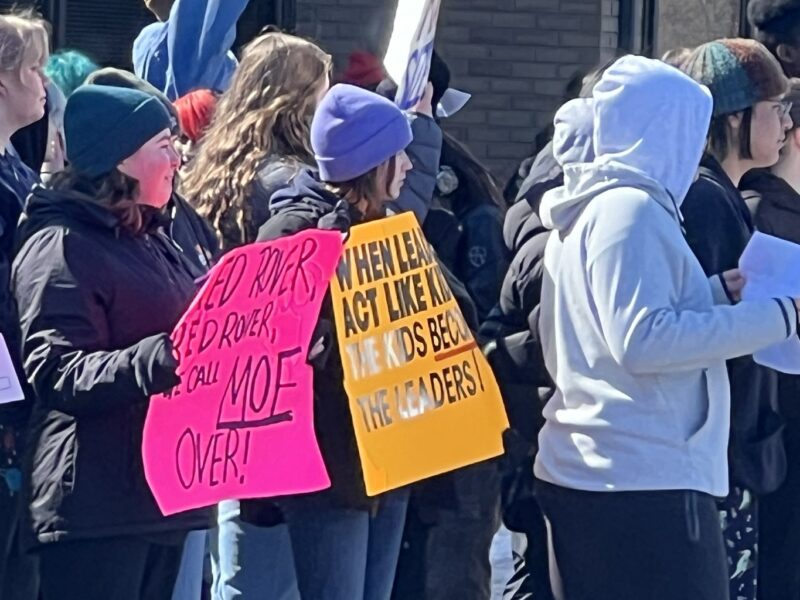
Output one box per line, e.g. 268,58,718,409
181,32,332,247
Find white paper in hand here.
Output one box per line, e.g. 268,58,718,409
0,333,23,403
739,232,800,374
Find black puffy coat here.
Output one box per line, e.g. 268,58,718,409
12,187,211,547
480,175,557,536
682,155,786,496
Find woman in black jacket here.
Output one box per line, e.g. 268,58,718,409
681,39,793,600
12,85,209,600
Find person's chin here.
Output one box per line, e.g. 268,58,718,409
23,108,45,128
142,188,172,209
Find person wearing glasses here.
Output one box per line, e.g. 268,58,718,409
739,77,800,600
680,39,793,600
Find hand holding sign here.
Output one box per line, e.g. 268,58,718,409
412,83,435,118
143,230,343,515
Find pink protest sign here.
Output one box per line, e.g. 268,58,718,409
143,229,343,516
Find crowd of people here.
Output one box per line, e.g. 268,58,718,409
2,0,800,599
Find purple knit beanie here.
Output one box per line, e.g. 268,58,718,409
311,84,412,183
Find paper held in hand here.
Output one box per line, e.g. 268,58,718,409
739,232,800,374
0,334,24,404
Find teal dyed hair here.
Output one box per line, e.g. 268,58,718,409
44,50,99,98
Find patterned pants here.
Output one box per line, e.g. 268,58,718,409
719,486,758,600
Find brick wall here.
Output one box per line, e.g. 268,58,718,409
600,0,619,61
296,0,609,182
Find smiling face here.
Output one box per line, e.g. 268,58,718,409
117,129,180,209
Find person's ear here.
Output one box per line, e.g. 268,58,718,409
777,44,800,71
792,127,800,150
117,158,132,178
0,75,10,99
727,111,743,131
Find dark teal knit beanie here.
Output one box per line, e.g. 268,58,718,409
682,38,788,117
65,84,173,178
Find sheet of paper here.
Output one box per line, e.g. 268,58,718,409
0,334,24,404
739,232,800,374
437,88,471,118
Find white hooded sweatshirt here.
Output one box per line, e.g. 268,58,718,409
534,56,797,497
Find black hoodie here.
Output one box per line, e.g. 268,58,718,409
681,156,786,496
741,169,800,424
741,168,800,247
12,187,210,547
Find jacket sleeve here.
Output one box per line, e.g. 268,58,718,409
388,113,442,224
586,199,795,375
165,0,250,99
497,232,548,329
14,229,179,418
457,207,510,323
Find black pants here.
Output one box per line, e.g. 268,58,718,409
393,461,501,600
0,477,38,600
535,480,729,600
38,536,185,600
759,421,800,600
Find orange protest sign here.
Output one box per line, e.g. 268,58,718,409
330,212,508,496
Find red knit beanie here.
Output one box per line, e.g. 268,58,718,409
173,89,217,143
339,51,386,89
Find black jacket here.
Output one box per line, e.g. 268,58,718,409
489,174,562,339
741,169,800,424
741,169,800,248
12,187,211,547
212,156,308,251
432,171,509,322
0,153,39,472
480,176,557,533
169,193,219,273
255,170,478,511
682,155,786,496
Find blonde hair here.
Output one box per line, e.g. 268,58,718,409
0,9,49,72
181,32,332,248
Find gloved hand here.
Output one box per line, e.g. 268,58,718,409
134,332,181,397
